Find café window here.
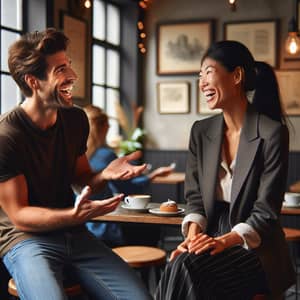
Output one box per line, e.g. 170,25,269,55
92,0,121,143
0,0,23,113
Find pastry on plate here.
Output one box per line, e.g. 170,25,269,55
159,199,178,212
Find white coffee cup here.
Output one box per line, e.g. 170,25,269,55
124,194,151,209
284,192,300,206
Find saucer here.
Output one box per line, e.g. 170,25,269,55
148,208,185,217
282,201,300,208
121,204,149,212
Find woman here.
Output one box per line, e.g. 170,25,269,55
155,41,295,300
84,105,173,246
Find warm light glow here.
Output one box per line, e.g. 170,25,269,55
137,21,144,30
139,1,147,9
229,0,236,3
140,48,146,54
140,32,146,38
84,0,91,8
285,32,300,55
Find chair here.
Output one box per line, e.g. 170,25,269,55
8,278,82,299
113,245,167,289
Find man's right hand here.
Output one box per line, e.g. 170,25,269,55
73,185,123,221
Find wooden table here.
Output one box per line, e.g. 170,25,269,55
281,206,300,215
151,172,185,185
92,202,300,222
92,202,183,225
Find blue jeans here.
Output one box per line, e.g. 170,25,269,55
3,228,152,300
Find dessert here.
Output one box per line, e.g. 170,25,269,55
159,199,178,212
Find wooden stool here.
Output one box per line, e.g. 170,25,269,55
113,245,166,288
8,278,82,298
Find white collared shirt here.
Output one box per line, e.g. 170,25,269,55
182,149,261,249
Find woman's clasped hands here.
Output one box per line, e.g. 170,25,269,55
170,233,227,261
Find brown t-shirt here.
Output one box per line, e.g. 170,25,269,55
0,105,89,256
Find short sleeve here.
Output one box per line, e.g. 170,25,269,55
0,134,21,182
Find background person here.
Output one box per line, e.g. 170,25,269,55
0,28,152,300
84,104,174,247
155,41,294,300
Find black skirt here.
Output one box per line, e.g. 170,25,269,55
155,201,269,300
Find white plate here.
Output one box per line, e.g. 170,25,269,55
148,208,185,216
282,201,300,208
121,204,149,212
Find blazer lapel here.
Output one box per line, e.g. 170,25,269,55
230,105,261,207
201,115,224,220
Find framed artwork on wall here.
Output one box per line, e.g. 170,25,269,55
224,20,278,67
276,70,300,115
157,82,190,114
156,20,214,75
196,80,222,115
60,13,87,101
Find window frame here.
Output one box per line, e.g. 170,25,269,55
0,0,26,113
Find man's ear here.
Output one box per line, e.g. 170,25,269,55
233,66,244,86
24,74,39,90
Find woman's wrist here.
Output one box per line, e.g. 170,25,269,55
187,222,201,239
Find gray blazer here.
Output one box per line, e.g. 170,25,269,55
184,104,295,297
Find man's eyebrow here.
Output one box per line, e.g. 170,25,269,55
54,63,67,71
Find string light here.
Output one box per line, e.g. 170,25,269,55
137,0,151,54
84,0,91,9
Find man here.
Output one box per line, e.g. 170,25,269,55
0,28,152,299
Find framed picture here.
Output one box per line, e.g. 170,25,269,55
157,82,190,114
196,80,222,115
157,20,214,75
61,13,87,101
276,70,300,115
224,20,278,67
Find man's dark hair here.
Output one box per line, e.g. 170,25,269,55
8,28,69,97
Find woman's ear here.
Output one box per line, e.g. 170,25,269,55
24,74,39,90
233,66,244,86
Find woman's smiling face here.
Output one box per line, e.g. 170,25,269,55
199,57,238,111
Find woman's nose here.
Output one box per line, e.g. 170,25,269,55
199,77,207,90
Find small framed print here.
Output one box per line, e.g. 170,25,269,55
157,20,214,75
276,70,300,115
197,80,222,115
224,20,278,67
157,82,190,114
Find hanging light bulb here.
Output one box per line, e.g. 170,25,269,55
84,0,91,9
285,17,300,55
228,0,237,11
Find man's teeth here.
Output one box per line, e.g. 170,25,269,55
60,86,73,95
204,90,215,100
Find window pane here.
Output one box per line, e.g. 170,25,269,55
92,45,105,85
106,88,120,145
106,50,120,88
106,88,119,119
107,4,120,45
92,85,105,108
1,74,21,113
1,30,20,72
93,0,105,40
1,0,23,30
